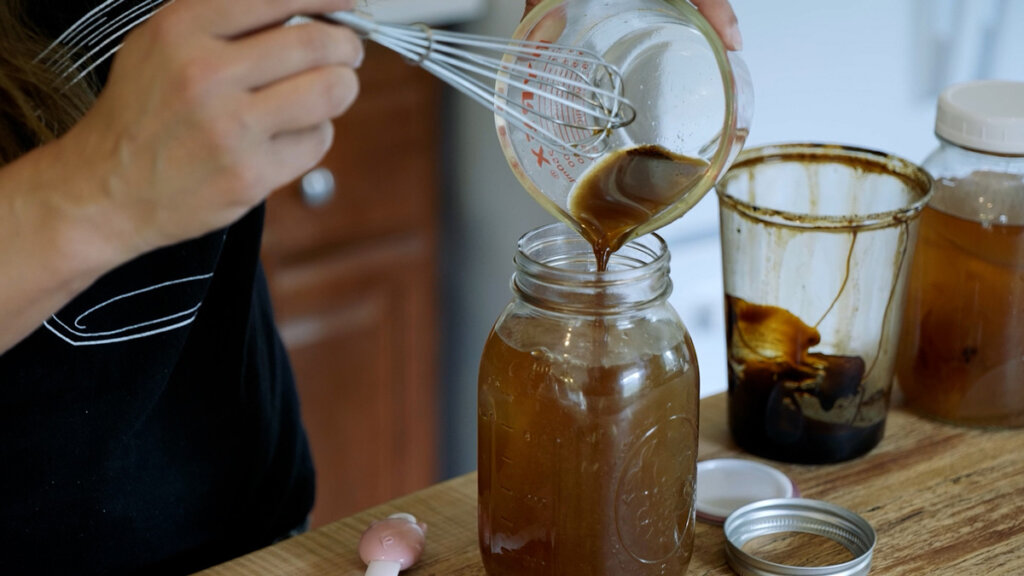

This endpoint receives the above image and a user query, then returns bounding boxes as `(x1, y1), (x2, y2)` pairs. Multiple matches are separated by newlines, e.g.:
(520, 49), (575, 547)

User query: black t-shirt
(0, 2), (315, 574)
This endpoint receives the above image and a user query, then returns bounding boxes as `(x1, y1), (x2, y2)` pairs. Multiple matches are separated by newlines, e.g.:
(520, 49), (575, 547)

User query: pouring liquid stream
(568, 145), (711, 270)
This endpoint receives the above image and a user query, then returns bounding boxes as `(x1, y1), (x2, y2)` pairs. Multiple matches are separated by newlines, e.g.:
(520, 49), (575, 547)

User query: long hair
(0, 0), (97, 166)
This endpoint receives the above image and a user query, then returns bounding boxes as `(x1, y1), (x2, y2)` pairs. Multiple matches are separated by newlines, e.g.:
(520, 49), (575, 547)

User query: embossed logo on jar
(615, 414), (697, 564)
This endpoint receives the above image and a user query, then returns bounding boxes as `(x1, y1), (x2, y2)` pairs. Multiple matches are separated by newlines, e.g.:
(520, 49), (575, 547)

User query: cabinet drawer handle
(300, 167), (336, 207)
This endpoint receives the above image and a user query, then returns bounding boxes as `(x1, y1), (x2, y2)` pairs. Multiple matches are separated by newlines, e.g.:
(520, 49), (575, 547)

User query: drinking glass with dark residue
(716, 143), (932, 464)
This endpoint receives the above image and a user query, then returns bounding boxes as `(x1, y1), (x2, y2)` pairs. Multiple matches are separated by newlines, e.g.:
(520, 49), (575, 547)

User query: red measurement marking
(532, 146), (550, 167)
(525, 61), (538, 80)
(532, 40), (553, 58)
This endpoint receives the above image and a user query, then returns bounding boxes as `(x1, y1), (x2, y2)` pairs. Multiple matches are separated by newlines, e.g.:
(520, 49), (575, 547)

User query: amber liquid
(569, 145), (709, 270)
(896, 205), (1024, 426)
(478, 318), (698, 575)
(725, 295), (883, 463)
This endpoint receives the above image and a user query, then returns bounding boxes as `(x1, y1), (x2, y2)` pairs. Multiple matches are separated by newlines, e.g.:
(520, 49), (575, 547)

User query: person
(0, 0), (738, 573)
(0, 0), (362, 573)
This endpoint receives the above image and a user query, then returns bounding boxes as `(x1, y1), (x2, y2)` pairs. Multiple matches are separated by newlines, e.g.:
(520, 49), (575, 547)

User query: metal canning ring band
(724, 498), (877, 576)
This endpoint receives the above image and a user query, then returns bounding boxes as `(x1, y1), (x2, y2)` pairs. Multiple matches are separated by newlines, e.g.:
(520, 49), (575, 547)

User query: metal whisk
(315, 11), (636, 157)
(44, 1), (635, 157)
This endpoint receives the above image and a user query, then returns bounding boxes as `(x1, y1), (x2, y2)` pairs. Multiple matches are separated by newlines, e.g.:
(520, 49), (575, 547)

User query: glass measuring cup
(495, 0), (753, 252)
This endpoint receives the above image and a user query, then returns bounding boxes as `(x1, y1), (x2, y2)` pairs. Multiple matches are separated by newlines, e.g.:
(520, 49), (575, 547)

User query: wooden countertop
(197, 393), (1024, 575)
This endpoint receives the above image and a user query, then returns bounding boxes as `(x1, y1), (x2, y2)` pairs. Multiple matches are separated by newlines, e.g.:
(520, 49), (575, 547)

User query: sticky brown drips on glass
(569, 145), (709, 270)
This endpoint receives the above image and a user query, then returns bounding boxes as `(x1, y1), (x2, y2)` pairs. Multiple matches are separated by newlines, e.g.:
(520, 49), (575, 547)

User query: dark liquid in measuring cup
(478, 319), (698, 576)
(725, 295), (883, 463)
(570, 145), (709, 270)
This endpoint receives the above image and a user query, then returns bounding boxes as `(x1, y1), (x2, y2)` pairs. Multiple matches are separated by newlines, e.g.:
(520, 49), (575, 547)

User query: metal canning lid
(724, 498), (877, 576)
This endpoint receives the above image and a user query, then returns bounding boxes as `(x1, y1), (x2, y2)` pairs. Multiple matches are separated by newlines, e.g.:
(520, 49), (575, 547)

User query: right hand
(59, 0), (364, 260)
(524, 0), (742, 51)
(690, 0), (742, 50)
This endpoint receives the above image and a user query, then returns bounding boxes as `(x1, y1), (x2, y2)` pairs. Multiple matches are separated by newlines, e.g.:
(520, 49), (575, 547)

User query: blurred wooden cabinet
(261, 44), (441, 527)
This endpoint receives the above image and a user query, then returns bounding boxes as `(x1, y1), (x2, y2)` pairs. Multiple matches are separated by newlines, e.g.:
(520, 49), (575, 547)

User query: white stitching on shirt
(43, 273), (214, 346)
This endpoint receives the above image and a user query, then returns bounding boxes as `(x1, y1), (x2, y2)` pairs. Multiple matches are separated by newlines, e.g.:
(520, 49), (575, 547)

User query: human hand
(690, 0), (742, 50)
(523, 0), (742, 51)
(58, 0), (364, 259)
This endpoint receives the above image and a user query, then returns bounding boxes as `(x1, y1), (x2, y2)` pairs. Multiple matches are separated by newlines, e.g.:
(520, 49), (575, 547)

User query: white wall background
(438, 0), (1024, 478)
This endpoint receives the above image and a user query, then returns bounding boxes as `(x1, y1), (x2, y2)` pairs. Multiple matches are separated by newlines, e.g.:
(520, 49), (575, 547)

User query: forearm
(0, 138), (130, 353)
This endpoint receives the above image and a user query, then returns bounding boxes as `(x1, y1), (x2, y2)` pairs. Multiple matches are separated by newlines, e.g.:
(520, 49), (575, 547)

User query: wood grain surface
(196, 393), (1024, 575)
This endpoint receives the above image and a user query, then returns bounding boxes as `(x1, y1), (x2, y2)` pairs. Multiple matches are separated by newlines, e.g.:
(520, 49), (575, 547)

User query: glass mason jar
(896, 80), (1024, 427)
(477, 223), (699, 576)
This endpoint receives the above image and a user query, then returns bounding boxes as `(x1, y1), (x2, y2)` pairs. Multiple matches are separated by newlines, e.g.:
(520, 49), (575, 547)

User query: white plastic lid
(935, 80), (1024, 155)
(695, 458), (798, 525)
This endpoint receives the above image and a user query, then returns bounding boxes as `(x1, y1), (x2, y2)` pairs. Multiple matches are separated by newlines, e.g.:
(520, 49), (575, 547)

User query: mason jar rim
(515, 223), (669, 281)
(512, 223), (672, 315)
(717, 143), (934, 231)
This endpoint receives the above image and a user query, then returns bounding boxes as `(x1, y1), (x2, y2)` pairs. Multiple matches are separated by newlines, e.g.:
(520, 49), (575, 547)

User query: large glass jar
(896, 80), (1024, 427)
(477, 223), (699, 576)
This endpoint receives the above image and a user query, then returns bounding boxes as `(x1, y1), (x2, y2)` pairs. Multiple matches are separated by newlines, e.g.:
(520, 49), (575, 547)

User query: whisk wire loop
(43, 5), (635, 157)
(412, 24), (435, 65)
(321, 11), (635, 157)
(42, 0), (169, 92)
